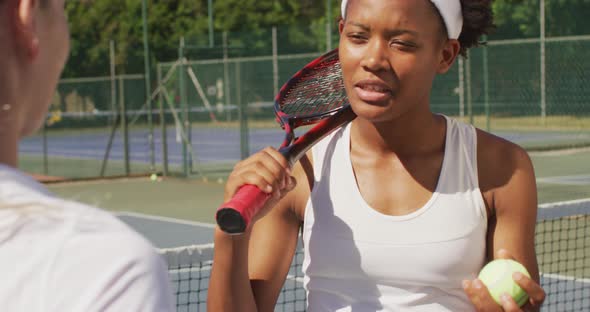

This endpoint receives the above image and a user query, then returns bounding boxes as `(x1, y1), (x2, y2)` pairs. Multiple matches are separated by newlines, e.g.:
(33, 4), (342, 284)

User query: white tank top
(302, 115), (487, 311)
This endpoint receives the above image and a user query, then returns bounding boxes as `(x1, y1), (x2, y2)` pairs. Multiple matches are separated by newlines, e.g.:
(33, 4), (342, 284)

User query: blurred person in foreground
(0, 0), (174, 310)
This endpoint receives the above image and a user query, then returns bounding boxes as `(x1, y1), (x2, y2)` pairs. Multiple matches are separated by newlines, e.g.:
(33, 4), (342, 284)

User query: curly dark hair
(427, 0), (495, 56)
(457, 0), (496, 57)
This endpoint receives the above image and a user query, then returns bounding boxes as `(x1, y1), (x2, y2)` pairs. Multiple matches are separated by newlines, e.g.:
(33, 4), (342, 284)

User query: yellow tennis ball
(478, 259), (530, 307)
(150, 173), (158, 181)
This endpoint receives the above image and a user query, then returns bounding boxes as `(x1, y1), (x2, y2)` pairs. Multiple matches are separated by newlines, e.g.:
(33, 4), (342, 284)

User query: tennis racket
(216, 49), (356, 234)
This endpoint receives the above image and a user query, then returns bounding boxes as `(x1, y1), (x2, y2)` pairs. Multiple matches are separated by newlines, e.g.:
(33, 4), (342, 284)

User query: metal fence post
(272, 27), (279, 97)
(179, 37), (189, 176)
(466, 50), (473, 125)
(119, 76), (130, 175)
(42, 119), (48, 175)
(110, 40), (116, 118)
(483, 35), (490, 132)
(142, 0), (155, 171)
(237, 61), (249, 160)
(157, 64), (168, 176)
(223, 31), (231, 122)
(458, 57), (465, 118)
(540, 0), (547, 120)
(326, 0), (333, 51)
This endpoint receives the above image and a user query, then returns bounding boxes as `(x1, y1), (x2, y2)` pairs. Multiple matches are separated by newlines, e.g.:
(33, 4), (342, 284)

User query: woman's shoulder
(476, 128), (531, 165)
(3, 192), (161, 261)
(0, 165), (163, 273)
(52, 198), (159, 259)
(475, 128), (534, 191)
(0, 164), (53, 199)
(38, 200), (174, 310)
(0, 178), (173, 309)
(286, 123), (350, 221)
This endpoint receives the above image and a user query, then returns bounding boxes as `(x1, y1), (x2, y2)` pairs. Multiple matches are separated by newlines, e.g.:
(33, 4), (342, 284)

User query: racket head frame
(273, 49), (349, 159)
(216, 49), (355, 234)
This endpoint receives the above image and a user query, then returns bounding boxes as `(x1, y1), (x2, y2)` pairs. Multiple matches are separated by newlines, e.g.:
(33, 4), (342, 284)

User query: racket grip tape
(216, 184), (271, 234)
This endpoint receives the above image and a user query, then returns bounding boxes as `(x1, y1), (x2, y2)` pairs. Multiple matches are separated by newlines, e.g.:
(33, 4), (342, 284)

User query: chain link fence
(20, 4), (590, 181)
(157, 31), (590, 179)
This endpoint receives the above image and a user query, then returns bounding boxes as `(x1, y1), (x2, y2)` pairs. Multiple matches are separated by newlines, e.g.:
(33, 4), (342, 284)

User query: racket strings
(280, 52), (348, 117)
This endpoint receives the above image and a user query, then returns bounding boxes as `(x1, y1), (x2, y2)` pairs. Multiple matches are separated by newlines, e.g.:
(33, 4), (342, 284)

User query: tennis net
(158, 242), (306, 312)
(158, 199), (590, 311)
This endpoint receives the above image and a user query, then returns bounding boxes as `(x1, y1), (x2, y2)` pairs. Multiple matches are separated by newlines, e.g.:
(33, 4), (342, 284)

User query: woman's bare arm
(464, 131), (545, 311)
(207, 149), (308, 312)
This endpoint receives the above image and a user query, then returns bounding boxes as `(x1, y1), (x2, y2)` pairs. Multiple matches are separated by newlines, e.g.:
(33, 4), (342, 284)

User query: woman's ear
(437, 39), (460, 74)
(13, 0), (40, 61)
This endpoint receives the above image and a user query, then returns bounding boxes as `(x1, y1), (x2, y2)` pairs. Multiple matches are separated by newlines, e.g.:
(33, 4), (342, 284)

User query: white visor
(340, 0), (463, 39)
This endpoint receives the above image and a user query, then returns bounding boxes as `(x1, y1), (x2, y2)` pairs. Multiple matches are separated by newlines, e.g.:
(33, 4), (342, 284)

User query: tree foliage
(492, 0), (590, 39)
(63, 0), (590, 77)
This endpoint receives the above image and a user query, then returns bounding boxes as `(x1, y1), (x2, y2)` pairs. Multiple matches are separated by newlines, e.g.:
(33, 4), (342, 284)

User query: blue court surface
(19, 126), (590, 167)
(19, 127), (283, 165)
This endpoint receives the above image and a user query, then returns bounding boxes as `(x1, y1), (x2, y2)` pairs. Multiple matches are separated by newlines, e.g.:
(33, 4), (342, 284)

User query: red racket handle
(216, 184), (271, 234)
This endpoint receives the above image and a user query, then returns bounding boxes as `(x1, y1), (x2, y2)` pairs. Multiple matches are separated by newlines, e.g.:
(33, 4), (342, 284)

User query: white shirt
(303, 116), (488, 311)
(0, 164), (174, 311)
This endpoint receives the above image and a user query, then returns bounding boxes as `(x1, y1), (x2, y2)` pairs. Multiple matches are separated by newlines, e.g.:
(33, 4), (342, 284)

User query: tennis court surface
(49, 173), (589, 311)
(150, 200), (589, 312)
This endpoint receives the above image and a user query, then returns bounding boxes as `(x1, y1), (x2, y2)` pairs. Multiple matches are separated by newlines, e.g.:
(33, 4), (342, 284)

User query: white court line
(529, 146), (590, 157)
(285, 274), (305, 284)
(114, 211), (216, 228)
(541, 272), (590, 284)
(537, 198), (590, 220)
(539, 198), (590, 209)
(537, 174), (590, 185)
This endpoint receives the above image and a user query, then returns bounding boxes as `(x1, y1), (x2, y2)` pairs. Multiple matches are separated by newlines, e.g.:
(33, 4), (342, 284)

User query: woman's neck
(350, 110), (446, 158)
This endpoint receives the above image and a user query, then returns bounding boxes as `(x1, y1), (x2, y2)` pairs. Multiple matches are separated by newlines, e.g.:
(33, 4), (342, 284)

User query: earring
(1, 104), (11, 111)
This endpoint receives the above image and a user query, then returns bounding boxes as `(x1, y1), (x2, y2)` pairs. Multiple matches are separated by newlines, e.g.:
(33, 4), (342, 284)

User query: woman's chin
(350, 101), (397, 123)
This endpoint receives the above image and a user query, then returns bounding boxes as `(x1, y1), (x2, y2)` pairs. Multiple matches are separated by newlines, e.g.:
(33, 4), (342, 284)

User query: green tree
(62, 0), (590, 78)
(65, 0), (210, 77)
(492, 0), (590, 39)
